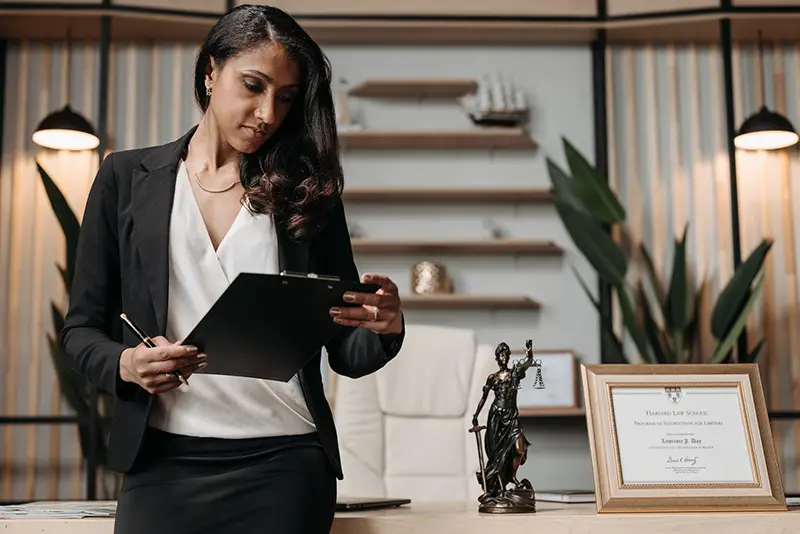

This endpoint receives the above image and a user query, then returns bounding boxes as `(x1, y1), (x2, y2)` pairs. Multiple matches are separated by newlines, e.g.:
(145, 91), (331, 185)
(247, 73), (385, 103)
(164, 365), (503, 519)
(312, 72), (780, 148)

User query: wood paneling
(607, 16), (720, 44)
(730, 14), (800, 42)
(0, 0), (102, 3)
(0, 12), (215, 41)
(112, 0), (225, 12)
(4, 1), (800, 43)
(0, 14), (107, 41)
(234, 0), (597, 17)
(0, 5), (600, 43)
(608, 13), (800, 44)
(733, 0), (800, 5)
(302, 20), (598, 45)
(608, 0), (719, 16)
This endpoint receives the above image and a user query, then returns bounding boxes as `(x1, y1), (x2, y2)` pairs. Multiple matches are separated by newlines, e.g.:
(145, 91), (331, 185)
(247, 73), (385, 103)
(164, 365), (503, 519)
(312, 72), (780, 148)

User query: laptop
(335, 497), (411, 511)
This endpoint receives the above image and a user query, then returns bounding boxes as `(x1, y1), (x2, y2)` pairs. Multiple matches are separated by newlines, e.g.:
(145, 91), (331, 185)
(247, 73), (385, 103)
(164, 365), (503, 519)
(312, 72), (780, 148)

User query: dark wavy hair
(194, 4), (343, 239)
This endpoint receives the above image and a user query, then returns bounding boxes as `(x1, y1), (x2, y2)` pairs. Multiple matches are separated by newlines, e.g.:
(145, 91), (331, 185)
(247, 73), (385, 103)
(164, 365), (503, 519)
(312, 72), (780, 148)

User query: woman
(60, 5), (405, 534)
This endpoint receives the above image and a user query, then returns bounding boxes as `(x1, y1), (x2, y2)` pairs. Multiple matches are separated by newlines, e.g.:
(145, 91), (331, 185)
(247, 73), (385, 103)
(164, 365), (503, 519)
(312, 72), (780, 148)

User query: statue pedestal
(478, 484), (537, 514)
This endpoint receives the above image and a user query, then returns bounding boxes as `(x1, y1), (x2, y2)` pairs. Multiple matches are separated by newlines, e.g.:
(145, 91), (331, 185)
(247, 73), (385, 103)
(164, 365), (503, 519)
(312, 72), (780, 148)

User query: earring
(206, 86), (212, 96)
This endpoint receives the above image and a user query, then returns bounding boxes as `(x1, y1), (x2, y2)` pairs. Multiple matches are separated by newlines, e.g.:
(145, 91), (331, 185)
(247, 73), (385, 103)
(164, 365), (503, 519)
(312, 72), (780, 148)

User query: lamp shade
(32, 105), (99, 151)
(734, 105), (799, 151)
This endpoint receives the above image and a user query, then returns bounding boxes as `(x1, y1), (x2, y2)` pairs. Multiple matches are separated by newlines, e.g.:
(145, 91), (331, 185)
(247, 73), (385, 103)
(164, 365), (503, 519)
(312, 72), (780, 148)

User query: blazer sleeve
(60, 153), (137, 400)
(316, 199), (405, 379)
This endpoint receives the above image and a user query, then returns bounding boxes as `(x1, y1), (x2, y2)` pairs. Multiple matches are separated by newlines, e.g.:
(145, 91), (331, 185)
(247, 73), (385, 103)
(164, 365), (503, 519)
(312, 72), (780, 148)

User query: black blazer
(60, 127), (405, 478)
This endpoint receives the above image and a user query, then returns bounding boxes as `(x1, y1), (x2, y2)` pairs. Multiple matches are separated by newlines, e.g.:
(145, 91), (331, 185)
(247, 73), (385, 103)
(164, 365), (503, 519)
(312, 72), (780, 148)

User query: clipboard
(182, 271), (380, 382)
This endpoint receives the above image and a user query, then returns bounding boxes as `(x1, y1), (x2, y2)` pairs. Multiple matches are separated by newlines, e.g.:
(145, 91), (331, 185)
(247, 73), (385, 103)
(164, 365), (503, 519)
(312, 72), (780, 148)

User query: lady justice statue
(470, 339), (544, 513)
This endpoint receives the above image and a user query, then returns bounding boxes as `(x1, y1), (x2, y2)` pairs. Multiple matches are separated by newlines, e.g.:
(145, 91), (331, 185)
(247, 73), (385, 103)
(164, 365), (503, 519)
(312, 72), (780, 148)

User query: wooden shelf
(401, 294), (541, 310)
(342, 187), (554, 204)
(518, 406), (585, 418)
(338, 129), (536, 150)
(351, 239), (562, 255)
(348, 78), (478, 99)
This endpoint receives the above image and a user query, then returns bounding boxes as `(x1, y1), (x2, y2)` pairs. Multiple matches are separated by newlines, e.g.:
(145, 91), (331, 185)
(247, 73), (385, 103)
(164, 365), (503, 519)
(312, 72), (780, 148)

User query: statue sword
(469, 424), (488, 493)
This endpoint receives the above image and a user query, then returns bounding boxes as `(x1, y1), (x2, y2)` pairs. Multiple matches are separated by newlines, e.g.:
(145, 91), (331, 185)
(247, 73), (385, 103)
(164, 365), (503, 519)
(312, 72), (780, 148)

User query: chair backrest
(333, 324), (497, 501)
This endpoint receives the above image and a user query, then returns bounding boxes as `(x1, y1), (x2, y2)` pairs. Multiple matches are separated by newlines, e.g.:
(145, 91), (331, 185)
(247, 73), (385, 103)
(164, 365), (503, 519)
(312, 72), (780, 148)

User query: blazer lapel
(131, 127), (195, 334)
(132, 166), (176, 335)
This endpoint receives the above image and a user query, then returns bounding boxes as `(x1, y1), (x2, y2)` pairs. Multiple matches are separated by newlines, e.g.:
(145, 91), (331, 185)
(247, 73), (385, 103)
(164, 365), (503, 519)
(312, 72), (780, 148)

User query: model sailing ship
(458, 73), (529, 127)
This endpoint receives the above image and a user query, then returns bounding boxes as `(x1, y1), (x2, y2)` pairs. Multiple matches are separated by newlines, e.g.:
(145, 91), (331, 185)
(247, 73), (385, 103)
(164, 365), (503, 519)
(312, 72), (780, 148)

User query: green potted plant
(547, 138), (771, 365)
(37, 162), (120, 498)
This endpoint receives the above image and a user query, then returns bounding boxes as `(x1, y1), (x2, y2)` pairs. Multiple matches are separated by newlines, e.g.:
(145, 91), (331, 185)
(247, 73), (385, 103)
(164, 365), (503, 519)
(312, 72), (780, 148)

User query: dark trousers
(114, 429), (336, 534)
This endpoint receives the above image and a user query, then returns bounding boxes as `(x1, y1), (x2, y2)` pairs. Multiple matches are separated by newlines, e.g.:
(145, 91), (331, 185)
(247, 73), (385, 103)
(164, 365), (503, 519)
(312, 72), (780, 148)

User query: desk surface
(3, 501), (800, 534)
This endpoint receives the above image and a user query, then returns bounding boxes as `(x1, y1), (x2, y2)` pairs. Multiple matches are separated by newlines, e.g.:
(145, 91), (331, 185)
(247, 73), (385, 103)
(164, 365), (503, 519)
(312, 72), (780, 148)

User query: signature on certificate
(666, 455), (699, 466)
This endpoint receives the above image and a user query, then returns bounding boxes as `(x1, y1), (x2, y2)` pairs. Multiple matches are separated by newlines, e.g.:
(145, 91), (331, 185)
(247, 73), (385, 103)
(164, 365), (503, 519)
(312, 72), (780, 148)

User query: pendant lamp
(734, 31), (799, 151)
(32, 30), (100, 151)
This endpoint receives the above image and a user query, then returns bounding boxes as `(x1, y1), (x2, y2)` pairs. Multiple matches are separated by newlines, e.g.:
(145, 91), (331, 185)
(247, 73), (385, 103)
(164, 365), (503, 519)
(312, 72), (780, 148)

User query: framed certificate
(582, 364), (786, 513)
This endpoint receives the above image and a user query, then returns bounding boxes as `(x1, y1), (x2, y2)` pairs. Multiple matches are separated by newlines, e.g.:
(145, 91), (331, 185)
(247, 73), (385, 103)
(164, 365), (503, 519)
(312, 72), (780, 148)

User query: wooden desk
(3, 501), (800, 534)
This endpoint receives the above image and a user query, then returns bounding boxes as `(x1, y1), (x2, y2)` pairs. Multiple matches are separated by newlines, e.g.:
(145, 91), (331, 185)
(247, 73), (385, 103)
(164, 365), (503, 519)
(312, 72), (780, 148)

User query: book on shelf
(535, 490), (595, 503)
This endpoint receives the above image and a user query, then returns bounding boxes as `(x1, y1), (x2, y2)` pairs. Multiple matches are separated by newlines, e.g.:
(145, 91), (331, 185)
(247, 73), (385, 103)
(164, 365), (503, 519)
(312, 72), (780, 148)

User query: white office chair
(332, 324), (496, 502)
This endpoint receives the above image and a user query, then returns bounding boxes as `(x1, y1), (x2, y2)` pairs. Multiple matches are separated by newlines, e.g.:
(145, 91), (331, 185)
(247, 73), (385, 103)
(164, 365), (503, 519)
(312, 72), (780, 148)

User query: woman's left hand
(330, 273), (403, 335)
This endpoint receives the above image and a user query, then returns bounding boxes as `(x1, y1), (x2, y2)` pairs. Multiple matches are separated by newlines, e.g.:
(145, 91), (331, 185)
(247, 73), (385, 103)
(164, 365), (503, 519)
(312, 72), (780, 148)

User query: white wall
(326, 44), (598, 491)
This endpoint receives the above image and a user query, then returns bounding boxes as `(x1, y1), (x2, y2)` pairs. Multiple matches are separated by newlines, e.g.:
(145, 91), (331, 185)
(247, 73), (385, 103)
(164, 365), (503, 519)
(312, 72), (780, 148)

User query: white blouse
(147, 161), (316, 438)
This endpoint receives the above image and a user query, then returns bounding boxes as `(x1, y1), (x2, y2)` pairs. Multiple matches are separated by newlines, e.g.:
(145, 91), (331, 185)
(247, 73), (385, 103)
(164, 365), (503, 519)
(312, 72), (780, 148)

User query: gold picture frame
(582, 364), (786, 513)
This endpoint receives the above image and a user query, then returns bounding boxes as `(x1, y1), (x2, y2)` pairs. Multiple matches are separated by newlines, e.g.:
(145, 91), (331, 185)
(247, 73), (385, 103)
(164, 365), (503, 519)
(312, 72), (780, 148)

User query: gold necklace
(193, 170), (239, 194)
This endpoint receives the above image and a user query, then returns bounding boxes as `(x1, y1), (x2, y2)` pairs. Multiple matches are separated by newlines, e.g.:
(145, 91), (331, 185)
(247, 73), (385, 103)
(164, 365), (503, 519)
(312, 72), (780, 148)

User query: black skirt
(114, 428), (337, 534)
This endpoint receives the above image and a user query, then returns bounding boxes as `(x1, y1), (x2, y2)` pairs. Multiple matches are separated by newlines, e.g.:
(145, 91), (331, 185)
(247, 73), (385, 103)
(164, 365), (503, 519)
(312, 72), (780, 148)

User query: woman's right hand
(119, 337), (207, 394)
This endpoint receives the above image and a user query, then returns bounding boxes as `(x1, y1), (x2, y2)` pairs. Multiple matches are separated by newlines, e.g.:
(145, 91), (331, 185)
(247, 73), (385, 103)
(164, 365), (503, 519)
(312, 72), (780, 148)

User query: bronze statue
(470, 339), (544, 514)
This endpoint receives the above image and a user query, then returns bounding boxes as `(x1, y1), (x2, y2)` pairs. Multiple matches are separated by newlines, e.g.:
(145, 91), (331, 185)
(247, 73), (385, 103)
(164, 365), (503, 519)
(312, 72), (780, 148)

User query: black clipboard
(182, 271), (379, 382)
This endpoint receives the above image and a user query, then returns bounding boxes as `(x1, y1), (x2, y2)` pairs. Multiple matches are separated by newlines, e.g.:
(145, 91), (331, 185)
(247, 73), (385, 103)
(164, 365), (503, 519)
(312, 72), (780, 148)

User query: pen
(120, 313), (188, 386)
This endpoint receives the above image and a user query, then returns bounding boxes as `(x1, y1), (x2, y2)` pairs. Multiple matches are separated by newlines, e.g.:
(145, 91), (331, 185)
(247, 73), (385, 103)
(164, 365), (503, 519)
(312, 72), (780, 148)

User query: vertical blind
(608, 43), (800, 491)
(0, 41), (202, 501)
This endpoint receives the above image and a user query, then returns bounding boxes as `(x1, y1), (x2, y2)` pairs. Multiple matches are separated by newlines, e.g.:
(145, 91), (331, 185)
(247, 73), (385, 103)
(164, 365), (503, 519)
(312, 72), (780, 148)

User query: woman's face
(206, 43), (301, 154)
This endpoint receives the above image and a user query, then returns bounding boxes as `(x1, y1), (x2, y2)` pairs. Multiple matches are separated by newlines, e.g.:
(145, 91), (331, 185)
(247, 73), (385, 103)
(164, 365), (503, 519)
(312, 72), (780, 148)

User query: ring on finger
(371, 306), (379, 322)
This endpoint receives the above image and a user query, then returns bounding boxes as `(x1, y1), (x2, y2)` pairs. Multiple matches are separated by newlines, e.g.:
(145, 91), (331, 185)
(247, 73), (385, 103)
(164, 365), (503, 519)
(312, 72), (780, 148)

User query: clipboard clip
(280, 270), (341, 282)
